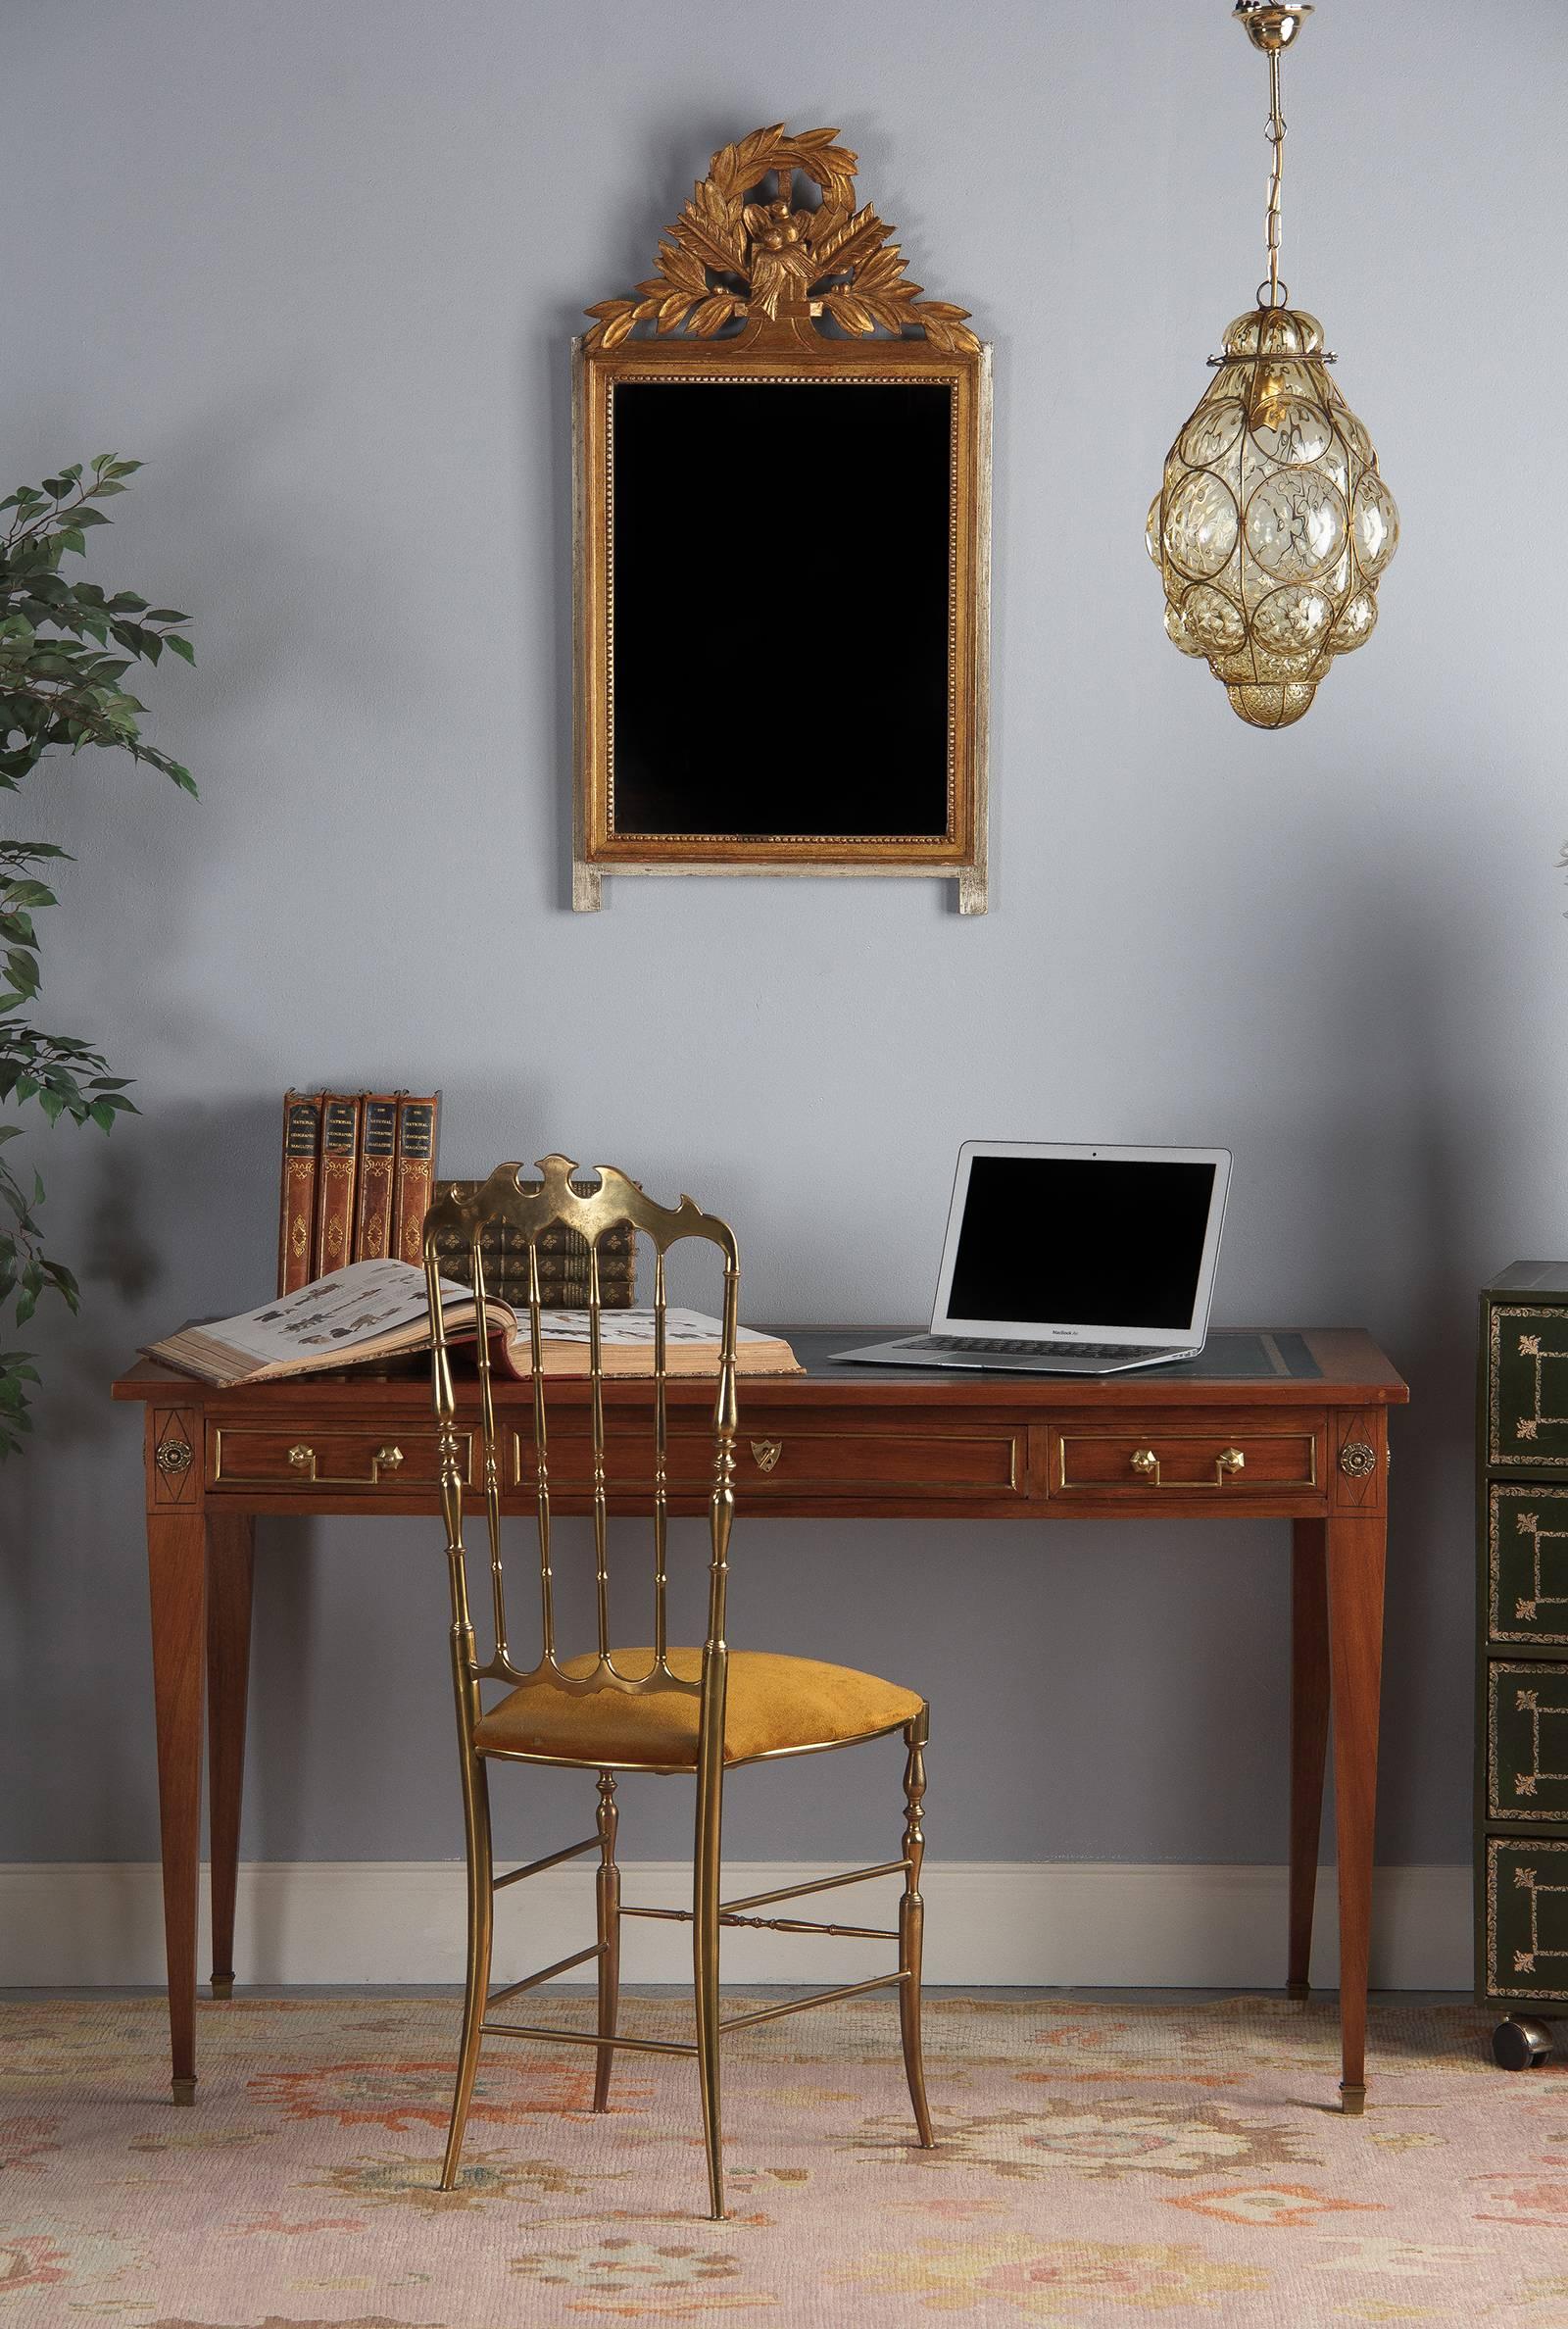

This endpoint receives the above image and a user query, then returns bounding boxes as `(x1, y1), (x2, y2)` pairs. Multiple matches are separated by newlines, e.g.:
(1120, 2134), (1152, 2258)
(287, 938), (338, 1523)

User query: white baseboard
(0, 1859), (1470, 1991)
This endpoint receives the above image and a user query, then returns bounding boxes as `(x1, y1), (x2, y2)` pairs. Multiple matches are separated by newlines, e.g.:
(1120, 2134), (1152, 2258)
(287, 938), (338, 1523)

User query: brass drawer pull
(751, 1438), (783, 1474)
(1130, 1445), (1248, 1488)
(282, 1441), (403, 1482)
(215, 1428), (464, 1489)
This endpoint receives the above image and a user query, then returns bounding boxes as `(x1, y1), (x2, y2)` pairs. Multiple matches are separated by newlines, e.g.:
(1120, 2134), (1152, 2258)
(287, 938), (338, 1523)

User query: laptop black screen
(944, 1155), (1218, 1331)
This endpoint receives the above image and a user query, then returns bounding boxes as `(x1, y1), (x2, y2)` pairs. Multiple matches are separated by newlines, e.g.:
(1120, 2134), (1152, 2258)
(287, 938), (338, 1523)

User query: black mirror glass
(608, 379), (955, 841)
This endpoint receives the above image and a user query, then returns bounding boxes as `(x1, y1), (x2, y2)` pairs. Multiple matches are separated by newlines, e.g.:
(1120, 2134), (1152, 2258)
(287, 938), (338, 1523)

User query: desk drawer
(514, 1425), (1025, 1500)
(1054, 1424), (1318, 1496)
(212, 1426), (471, 1490)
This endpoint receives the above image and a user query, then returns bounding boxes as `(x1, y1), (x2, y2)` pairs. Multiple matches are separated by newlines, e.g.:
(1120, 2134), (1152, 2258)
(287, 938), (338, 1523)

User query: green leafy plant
(0, 457), (195, 1455)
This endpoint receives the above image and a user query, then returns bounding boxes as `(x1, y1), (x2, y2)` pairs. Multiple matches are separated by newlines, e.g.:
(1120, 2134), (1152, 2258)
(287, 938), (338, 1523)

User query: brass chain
(1262, 47), (1288, 307)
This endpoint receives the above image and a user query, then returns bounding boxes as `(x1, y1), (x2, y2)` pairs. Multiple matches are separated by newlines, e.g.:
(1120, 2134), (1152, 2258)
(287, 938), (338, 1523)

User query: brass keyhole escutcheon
(751, 1438), (783, 1474)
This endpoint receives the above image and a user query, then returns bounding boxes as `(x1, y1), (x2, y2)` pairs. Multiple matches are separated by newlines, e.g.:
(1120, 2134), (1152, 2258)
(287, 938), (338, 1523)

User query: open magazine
(143, 1259), (802, 1387)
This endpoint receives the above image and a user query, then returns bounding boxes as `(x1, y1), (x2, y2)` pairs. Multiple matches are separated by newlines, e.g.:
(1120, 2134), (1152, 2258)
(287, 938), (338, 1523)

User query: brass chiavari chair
(422, 1155), (934, 2221)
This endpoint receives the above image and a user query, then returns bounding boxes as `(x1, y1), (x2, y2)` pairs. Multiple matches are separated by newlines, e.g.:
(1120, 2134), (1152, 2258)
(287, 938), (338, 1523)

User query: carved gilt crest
(583, 123), (980, 355)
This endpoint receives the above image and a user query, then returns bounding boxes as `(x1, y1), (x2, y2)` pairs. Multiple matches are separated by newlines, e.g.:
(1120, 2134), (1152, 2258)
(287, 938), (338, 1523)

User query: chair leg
(899, 1710), (935, 2148)
(592, 1771), (620, 2113)
(693, 1743), (725, 2219)
(440, 1752), (495, 2190)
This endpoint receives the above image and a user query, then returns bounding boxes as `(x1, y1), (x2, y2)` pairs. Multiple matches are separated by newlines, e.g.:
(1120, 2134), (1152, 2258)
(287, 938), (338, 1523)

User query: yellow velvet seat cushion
(472, 1648), (924, 1768)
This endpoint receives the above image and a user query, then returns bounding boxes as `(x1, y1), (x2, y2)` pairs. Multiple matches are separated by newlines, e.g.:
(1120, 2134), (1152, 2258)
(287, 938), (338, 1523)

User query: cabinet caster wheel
(1493, 2015), (1554, 2071)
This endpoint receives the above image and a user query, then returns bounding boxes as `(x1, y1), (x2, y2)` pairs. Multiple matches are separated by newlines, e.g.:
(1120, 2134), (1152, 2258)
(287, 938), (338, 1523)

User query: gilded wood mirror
(572, 124), (991, 914)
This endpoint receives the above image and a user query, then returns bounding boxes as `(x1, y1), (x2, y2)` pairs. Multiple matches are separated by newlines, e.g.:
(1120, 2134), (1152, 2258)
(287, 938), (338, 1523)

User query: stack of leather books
(276, 1090), (440, 1295)
(427, 1178), (638, 1310)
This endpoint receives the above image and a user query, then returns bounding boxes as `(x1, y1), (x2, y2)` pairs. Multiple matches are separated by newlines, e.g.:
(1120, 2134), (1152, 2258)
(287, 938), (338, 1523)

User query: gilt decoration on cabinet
(1488, 1839), (1568, 2001)
(1489, 1662), (1568, 1820)
(1490, 1309), (1568, 1468)
(1491, 1489), (1568, 1647)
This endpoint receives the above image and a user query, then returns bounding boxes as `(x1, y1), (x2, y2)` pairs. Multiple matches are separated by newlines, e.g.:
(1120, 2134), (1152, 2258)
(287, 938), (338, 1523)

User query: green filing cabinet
(1481, 1263), (1568, 2067)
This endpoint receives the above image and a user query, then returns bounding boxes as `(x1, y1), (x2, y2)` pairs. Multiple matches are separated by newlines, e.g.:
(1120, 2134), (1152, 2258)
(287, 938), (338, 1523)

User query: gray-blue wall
(2, 0), (1558, 1872)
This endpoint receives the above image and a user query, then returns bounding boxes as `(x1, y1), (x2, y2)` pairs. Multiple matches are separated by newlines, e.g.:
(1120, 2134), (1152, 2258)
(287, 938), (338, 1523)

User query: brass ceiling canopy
(1148, 1), (1397, 729)
(1234, 2), (1312, 54)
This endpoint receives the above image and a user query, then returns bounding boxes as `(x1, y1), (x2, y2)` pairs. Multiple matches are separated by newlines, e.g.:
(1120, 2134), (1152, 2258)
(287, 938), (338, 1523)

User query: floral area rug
(2, 1992), (1565, 2325)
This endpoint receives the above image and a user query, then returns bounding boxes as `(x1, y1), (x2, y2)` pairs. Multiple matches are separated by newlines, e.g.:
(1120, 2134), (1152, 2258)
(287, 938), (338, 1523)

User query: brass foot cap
(171, 2077), (197, 2107)
(210, 1974), (234, 2001)
(1286, 1981), (1310, 2003)
(1339, 2083), (1365, 2116)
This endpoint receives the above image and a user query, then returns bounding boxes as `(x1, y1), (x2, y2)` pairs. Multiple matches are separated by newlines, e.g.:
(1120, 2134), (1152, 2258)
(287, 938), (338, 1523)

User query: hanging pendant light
(1148, 2), (1397, 730)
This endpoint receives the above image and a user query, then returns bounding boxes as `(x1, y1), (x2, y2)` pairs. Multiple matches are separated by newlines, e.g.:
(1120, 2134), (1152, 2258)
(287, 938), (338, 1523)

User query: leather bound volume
(428, 1179), (637, 1307)
(535, 1219), (638, 1269)
(352, 1092), (401, 1263)
(313, 1093), (364, 1279)
(436, 1258), (637, 1309)
(428, 1224), (636, 1265)
(391, 1094), (441, 1268)
(276, 1091), (324, 1295)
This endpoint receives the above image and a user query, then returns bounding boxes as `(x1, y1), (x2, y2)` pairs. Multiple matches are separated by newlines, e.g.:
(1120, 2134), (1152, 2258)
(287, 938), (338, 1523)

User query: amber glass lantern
(1148, 4), (1397, 729)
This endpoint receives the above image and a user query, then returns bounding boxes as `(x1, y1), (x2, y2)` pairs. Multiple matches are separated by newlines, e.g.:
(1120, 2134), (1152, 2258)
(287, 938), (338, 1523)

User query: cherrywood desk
(113, 1326), (1406, 2112)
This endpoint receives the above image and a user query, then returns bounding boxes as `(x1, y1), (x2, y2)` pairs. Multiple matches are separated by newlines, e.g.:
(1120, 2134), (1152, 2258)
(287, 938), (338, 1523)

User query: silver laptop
(834, 1139), (1232, 1376)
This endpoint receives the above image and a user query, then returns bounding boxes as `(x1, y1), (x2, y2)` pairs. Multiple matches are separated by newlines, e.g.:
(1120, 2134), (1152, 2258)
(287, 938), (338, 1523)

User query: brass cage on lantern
(1149, 3), (1398, 728)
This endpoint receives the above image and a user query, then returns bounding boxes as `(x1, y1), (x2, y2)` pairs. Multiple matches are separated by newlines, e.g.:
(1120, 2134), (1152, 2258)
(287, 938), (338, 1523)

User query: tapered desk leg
(1288, 1519), (1330, 2000)
(206, 1517), (254, 2001)
(1326, 1510), (1387, 2113)
(149, 1508), (207, 2104)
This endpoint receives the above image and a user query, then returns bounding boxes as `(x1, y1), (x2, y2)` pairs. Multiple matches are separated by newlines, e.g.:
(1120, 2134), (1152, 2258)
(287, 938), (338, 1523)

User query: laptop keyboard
(903, 1334), (1169, 1361)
